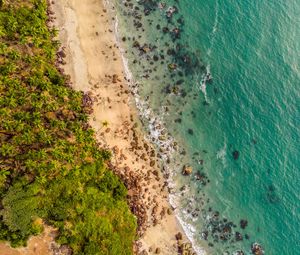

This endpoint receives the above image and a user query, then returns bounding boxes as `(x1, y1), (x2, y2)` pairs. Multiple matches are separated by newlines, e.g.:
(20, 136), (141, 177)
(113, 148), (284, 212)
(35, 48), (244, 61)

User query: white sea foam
(176, 214), (207, 255)
(217, 141), (227, 167)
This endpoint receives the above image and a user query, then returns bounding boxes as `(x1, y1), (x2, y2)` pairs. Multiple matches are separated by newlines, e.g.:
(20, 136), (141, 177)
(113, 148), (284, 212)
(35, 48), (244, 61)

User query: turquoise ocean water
(111, 0), (300, 254)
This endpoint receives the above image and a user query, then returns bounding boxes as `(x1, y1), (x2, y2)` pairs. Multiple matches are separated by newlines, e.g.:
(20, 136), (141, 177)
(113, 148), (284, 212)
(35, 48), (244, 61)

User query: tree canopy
(0, 1), (136, 254)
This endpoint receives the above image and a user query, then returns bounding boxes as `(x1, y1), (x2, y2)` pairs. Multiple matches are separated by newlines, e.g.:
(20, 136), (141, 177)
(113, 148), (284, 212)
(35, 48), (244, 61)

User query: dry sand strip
(49, 0), (197, 254)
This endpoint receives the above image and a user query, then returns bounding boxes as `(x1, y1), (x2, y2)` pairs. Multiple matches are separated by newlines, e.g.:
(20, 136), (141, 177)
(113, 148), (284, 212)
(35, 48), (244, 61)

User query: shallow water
(112, 0), (300, 254)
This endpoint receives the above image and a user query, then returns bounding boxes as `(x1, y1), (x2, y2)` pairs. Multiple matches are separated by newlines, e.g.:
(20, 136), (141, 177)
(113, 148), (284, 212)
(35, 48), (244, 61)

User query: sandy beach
(49, 0), (195, 254)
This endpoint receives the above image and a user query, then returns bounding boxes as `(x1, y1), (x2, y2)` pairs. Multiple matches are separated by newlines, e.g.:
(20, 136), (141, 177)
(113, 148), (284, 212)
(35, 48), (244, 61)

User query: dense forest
(0, 0), (136, 254)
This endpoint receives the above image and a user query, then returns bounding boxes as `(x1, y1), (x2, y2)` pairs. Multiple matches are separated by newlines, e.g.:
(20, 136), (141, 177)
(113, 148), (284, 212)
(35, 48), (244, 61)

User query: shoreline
(49, 0), (198, 254)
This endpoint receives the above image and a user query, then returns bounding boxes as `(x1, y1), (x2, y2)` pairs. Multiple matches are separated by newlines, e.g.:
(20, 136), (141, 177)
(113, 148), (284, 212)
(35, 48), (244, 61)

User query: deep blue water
(113, 0), (300, 254)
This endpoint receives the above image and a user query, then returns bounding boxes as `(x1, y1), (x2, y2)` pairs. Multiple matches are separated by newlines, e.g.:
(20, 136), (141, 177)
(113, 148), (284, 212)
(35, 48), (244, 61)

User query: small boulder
(150, 160), (155, 167)
(182, 165), (192, 175)
(240, 219), (248, 229)
(155, 247), (161, 254)
(112, 74), (118, 83)
(175, 232), (183, 240)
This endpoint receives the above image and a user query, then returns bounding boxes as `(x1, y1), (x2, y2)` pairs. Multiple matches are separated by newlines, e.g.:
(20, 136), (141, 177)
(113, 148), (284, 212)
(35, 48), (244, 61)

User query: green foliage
(1, 184), (39, 235)
(0, 1), (136, 254)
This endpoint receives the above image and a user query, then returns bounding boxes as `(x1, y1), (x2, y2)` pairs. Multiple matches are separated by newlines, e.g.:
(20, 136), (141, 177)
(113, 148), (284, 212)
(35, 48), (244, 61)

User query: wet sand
(49, 0), (194, 254)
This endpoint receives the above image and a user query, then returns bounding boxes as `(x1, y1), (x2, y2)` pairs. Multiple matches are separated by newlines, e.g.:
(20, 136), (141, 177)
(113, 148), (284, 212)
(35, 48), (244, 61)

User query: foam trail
(198, 65), (210, 102)
(217, 140), (227, 168)
(199, 0), (220, 100)
(208, 0), (220, 58)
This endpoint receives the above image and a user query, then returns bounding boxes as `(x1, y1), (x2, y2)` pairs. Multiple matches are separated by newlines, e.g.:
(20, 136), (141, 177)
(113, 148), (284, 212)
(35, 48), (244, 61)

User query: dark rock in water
(268, 184), (275, 192)
(267, 187), (279, 203)
(133, 41), (140, 48)
(167, 49), (175, 55)
(188, 129), (194, 135)
(195, 171), (208, 185)
(202, 230), (209, 240)
(236, 251), (245, 255)
(267, 191), (279, 204)
(180, 185), (186, 191)
(240, 219), (248, 229)
(245, 234), (250, 239)
(232, 150), (239, 160)
(235, 231), (243, 241)
(176, 79), (184, 85)
(162, 27), (169, 33)
(144, 8), (151, 15)
(171, 27), (181, 39)
(251, 243), (264, 255)
(177, 17), (184, 25)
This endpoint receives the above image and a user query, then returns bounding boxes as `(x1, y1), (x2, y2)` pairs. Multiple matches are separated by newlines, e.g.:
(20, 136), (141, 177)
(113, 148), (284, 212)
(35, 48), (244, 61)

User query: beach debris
(182, 165), (192, 175)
